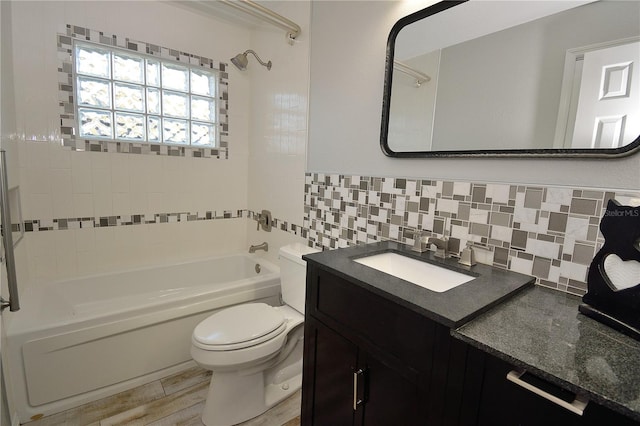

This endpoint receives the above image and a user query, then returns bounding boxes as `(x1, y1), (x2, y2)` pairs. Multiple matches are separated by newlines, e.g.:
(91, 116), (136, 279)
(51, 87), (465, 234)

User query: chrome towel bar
(0, 149), (20, 312)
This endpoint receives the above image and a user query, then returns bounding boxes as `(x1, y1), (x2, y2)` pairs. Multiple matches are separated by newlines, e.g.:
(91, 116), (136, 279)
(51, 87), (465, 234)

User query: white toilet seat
(191, 305), (304, 370)
(193, 303), (286, 351)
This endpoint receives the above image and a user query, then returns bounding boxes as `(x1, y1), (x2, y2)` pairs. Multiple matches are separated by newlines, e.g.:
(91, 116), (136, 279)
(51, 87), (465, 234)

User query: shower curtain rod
(219, 0), (301, 44)
(394, 60), (431, 88)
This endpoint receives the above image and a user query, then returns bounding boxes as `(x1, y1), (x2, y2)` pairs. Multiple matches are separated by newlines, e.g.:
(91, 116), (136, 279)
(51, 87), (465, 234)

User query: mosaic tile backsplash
(303, 173), (640, 296)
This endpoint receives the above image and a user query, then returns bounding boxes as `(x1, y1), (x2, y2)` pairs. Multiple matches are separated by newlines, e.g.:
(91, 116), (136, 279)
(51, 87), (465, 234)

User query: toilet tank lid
(279, 243), (320, 265)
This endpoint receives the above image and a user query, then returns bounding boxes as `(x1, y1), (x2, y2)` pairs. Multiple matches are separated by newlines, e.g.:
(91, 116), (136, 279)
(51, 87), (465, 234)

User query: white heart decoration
(602, 254), (640, 291)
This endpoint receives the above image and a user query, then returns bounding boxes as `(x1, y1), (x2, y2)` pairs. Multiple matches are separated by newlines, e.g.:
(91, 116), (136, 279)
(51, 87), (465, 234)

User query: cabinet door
(301, 318), (426, 426)
(360, 352), (424, 426)
(302, 317), (359, 426)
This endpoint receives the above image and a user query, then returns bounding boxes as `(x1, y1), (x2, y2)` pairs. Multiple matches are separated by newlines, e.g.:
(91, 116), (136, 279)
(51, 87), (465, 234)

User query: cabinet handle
(353, 368), (365, 411)
(506, 370), (589, 416)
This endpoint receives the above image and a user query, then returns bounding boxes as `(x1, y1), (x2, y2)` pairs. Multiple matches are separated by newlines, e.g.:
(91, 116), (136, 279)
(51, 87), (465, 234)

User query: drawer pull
(353, 368), (365, 411)
(506, 370), (589, 416)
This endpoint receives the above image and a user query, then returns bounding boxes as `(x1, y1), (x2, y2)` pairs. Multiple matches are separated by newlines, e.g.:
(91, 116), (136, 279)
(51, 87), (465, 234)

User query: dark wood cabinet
(303, 317), (424, 426)
(476, 354), (582, 426)
(476, 352), (639, 426)
(301, 263), (640, 426)
(301, 265), (475, 426)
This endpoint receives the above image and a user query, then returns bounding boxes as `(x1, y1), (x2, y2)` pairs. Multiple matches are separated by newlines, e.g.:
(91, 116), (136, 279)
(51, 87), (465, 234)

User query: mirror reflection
(382, 0), (640, 157)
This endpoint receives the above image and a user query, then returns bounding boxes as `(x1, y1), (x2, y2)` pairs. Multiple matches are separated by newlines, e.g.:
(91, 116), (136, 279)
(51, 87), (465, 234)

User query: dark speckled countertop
(302, 241), (534, 328)
(453, 285), (640, 421)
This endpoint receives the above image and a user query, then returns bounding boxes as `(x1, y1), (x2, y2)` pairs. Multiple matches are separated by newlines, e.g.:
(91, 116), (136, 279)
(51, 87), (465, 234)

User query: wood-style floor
(24, 366), (301, 426)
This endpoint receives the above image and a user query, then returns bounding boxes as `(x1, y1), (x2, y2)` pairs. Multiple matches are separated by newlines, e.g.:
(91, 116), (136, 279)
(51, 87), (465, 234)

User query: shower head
(230, 50), (272, 71)
(230, 53), (248, 71)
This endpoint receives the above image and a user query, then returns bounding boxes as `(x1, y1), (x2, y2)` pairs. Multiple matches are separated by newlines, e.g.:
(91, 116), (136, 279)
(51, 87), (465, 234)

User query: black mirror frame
(380, 0), (640, 159)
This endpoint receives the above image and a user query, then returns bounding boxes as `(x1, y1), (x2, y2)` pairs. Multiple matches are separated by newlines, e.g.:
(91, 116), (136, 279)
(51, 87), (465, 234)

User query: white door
(571, 40), (640, 149)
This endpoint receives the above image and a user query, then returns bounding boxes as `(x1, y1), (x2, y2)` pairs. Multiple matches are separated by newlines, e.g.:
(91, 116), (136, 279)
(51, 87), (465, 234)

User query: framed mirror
(381, 0), (640, 158)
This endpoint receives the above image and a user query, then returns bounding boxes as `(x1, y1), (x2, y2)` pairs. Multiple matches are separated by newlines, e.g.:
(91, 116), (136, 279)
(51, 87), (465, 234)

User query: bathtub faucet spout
(249, 242), (269, 253)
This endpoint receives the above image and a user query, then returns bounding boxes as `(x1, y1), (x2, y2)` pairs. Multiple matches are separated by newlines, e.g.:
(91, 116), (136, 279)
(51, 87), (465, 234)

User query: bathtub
(6, 253), (281, 422)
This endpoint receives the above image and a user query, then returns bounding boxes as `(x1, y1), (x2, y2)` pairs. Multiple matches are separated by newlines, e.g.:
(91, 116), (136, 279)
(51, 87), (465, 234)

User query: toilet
(191, 243), (320, 426)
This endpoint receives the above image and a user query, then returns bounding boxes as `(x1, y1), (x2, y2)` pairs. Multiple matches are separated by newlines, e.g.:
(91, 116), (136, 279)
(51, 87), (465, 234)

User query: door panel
(361, 354), (422, 426)
(572, 40), (640, 148)
(306, 319), (359, 426)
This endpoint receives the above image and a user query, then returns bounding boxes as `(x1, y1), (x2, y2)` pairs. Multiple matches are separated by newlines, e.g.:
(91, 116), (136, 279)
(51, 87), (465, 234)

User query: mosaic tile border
(57, 24), (229, 159)
(18, 210), (309, 239)
(303, 173), (640, 297)
(246, 210), (309, 239)
(22, 210), (248, 232)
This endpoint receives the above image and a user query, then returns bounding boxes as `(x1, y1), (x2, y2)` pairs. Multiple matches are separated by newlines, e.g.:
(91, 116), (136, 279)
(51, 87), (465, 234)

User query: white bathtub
(6, 253), (281, 422)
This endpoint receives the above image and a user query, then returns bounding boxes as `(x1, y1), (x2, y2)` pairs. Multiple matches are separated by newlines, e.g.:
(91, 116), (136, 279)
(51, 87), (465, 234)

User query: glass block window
(73, 41), (218, 147)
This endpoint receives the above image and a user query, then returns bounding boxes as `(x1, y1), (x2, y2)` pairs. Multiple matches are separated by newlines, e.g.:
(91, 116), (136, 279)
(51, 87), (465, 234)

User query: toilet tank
(279, 243), (320, 313)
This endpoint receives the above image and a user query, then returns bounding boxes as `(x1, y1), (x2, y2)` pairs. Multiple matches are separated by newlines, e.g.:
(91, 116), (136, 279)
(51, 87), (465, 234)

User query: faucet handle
(458, 242), (477, 266)
(256, 210), (272, 232)
(407, 229), (429, 253)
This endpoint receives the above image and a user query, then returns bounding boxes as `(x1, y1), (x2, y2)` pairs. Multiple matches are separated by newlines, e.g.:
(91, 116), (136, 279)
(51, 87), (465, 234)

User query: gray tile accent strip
(21, 210), (310, 241)
(24, 210), (247, 232)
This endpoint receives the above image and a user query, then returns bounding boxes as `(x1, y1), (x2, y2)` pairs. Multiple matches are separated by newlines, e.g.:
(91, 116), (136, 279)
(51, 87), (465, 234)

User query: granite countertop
(453, 285), (640, 421)
(302, 241), (534, 328)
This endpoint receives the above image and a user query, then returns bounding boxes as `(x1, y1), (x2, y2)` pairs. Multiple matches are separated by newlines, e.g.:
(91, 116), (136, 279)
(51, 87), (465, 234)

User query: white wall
(246, 1), (312, 263)
(0, 1), (18, 188)
(307, 1), (640, 190)
(9, 1), (254, 286)
(1, 2), (24, 422)
(1, 0), (30, 326)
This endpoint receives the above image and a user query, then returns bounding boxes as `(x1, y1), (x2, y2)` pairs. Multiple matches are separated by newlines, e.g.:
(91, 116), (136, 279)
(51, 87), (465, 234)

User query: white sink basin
(353, 252), (474, 293)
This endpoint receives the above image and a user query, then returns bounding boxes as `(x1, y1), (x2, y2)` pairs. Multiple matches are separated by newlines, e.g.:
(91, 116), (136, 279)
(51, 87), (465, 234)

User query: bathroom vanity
(300, 242), (640, 425)
(455, 285), (640, 426)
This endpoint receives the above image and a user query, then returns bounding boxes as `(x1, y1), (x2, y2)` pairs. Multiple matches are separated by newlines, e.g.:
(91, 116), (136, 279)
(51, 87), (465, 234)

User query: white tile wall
(6, 1), (262, 289)
(25, 218), (249, 284)
(245, 1), (312, 264)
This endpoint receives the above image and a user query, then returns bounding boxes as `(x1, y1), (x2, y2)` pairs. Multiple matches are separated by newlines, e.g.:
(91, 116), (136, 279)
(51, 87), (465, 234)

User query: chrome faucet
(249, 242), (268, 253)
(427, 237), (451, 259)
(407, 230), (452, 258)
(407, 230), (430, 253)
